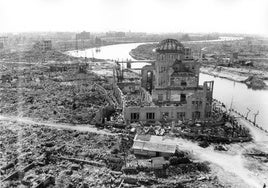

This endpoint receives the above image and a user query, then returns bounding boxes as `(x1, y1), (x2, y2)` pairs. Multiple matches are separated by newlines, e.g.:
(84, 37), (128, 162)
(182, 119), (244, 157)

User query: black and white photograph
(0, 0), (268, 187)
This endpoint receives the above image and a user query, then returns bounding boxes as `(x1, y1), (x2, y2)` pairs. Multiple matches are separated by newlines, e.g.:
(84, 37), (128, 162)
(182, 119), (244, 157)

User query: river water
(68, 40), (268, 129)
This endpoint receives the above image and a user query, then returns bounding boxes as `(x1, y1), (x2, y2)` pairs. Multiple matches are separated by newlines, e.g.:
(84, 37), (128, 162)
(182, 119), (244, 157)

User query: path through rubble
(1, 113), (267, 187)
(177, 116), (268, 188)
(0, 115), (115, 135)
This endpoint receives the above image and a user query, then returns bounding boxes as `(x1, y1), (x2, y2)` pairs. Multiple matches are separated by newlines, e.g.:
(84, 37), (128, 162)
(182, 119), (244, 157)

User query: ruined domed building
(122, 39), (214, 122)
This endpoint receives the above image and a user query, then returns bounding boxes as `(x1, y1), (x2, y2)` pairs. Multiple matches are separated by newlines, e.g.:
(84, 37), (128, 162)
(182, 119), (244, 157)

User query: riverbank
(61, 40), (147, 53)
(200, 65), (268, 89)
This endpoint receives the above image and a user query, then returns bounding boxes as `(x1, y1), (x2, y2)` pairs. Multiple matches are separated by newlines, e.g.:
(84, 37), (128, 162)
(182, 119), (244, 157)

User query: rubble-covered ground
(0, 62), (110, 124)
(0, 49), (79, 62)
(0, 120), (225, 188)
(0, 48), (264, 187)
(121, 100), (252, 145)
(0, 120), (122, 188)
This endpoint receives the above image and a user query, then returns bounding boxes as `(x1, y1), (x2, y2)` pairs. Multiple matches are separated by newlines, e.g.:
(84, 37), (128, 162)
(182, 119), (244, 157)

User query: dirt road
(0, 115), (115, 135)
(177, 115), (268, 188)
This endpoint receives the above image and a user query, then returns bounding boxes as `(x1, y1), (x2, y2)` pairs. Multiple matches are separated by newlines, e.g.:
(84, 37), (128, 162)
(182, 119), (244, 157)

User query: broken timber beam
(2, 162), (36, 182)
(2, 171), (23, 182)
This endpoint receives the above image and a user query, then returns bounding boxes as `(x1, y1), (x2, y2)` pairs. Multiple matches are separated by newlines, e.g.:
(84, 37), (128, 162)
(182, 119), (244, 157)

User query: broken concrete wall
(112, 84), (124, 108)
(140, 87), (152, 103)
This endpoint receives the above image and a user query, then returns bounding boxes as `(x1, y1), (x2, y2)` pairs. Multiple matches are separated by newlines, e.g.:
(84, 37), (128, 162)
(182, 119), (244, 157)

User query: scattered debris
(214, 145), (228, 151)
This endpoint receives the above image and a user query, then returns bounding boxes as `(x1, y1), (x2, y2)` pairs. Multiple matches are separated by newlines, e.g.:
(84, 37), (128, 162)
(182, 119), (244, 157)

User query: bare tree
(253, 111), (259, 125)
(245, 108), (251, 119)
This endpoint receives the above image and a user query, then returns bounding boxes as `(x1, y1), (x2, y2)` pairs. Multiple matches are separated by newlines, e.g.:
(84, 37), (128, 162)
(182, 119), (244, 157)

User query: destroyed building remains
(115, 39), (214, 123)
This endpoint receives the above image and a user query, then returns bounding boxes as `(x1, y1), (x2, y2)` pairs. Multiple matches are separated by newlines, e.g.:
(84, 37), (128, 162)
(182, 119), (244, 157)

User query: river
(68, 39), (268, 129)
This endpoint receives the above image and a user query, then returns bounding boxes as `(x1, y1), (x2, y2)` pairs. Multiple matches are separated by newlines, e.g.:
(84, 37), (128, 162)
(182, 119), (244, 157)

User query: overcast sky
(1, 0), (267, 35)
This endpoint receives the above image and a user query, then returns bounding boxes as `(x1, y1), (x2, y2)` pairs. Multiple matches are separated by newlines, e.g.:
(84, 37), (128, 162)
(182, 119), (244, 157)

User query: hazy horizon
(1, 0), (268, 36)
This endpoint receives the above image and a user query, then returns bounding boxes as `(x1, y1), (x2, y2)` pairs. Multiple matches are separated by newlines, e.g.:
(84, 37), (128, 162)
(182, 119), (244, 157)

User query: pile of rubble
(0, 117), (225, 187)
(120, 150), (222, 187)
(0, 62), (111, 124)
(0, 120), (124, 187)
(125, 93), (142, 107)
(126, 109), (252, 145)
